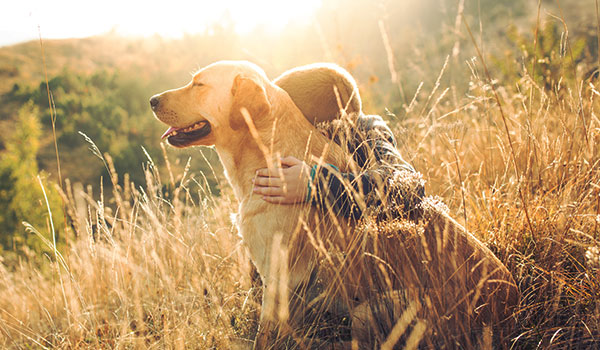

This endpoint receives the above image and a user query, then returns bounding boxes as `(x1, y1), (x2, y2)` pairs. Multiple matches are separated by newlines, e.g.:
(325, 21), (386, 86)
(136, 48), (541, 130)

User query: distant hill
(0, 28), (349, 189)
(1, 0), (584, 190)
(0, 33), (237, 189)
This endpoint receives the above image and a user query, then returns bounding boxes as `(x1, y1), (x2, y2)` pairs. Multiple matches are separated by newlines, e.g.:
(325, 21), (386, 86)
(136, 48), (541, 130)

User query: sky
(0, 0), (322, 47)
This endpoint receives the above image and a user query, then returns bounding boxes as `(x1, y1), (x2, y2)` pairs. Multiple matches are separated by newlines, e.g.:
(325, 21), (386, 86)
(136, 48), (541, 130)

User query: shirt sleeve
(309, 114), (424, 220)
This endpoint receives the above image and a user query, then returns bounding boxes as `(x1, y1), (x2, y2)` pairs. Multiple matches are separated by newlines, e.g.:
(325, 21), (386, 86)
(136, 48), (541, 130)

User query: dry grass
(398, 53), (600, 348)
(0, 150), (260, 349)
(2, 20), (600, 350)
(1, 69), (598, 348)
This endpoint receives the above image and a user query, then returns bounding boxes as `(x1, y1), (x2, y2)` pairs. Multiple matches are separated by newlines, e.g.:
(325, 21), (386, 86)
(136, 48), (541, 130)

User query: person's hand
(253, 156), (311, 204)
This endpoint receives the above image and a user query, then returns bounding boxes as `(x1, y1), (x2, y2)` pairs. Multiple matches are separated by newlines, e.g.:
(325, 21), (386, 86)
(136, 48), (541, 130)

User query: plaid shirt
(310, 113), (425, 220)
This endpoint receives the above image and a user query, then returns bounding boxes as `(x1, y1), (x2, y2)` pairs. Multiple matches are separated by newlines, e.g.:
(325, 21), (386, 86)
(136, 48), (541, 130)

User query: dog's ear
(230, 75), (271, 130)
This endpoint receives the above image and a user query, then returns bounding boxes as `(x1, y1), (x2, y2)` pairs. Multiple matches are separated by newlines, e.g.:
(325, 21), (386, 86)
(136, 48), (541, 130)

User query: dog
(150, 61), (519, 349)
(151, 61), (352, 348)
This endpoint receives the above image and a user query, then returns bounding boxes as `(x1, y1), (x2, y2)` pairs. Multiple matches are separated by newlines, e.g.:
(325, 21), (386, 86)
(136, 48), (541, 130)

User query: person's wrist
(306, 165), (317, 202)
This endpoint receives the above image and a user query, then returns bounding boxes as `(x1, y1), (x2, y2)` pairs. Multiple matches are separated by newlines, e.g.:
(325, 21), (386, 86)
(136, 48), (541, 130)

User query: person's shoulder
(356, 113), (391, 132)
(357, 113), (385, 123)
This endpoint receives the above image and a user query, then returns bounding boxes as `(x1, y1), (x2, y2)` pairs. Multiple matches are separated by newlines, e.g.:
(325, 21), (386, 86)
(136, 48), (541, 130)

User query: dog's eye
(193, 82), (204, 87)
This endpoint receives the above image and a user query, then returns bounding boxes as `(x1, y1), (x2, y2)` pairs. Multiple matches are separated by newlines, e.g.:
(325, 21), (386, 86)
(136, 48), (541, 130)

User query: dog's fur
(151, 61), (519, 349)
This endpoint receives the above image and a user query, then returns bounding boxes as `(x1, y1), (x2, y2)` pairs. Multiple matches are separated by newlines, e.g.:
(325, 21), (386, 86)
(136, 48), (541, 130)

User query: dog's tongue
(161, 127), (177, 139)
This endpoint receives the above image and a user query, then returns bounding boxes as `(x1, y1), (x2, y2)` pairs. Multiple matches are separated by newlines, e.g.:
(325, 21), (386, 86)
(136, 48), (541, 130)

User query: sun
(1, 0), (323, 46)
(220, 0), (323, 34)
(108, 0), (325, 38)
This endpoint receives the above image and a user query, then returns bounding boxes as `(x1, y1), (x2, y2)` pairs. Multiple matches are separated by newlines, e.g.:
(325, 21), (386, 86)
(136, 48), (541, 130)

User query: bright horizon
(0, 0), (322, 47)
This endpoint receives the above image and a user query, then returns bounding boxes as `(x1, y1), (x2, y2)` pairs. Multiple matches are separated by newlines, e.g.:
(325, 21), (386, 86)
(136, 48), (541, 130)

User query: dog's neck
(213, 85), (350, 289)
(214, 136), (262, 201)
(216, 86), (347, 202)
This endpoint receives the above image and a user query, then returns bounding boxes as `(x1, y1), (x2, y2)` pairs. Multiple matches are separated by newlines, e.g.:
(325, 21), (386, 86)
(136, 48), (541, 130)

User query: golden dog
(151, 61), (352, 348)
(150, 61), (519, 349)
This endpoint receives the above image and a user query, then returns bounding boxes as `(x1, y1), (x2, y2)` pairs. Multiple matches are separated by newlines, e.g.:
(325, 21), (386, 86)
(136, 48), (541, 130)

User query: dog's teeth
(189, 123), (202, 131)
(171, 121), (205, 136)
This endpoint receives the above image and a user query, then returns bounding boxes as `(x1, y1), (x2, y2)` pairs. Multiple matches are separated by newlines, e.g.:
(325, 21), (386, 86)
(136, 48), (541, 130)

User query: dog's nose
(150, 96), (160, 109)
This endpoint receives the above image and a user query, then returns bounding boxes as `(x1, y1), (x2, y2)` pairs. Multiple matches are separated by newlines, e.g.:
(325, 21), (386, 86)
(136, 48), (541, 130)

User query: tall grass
(1, 17), (600, 350)
(0, 149), (260, 349)
(398, 34), (600, 349)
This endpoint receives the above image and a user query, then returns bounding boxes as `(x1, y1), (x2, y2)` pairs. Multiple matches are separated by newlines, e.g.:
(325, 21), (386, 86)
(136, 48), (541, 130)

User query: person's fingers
(253, 186), (283, 196)
(256, 168), (271, 177)
(280, 156), (301, 167)
(261, 196), (289, 204)
(256, 167), (287, 177)
(253, 176), (282, 187)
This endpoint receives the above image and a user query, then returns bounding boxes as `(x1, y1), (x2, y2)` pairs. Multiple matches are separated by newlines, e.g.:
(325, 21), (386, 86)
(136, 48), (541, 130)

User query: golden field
(0, 1), (599, 348)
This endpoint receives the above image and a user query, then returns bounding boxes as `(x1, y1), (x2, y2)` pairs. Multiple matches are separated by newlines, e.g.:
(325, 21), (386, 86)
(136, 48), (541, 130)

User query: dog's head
(150, 61), (272, 148)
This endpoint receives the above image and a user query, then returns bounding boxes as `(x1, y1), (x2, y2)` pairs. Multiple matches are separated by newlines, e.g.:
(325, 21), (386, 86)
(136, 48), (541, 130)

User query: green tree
(492, 20), (589, 91)
(0, 101), (65, 258)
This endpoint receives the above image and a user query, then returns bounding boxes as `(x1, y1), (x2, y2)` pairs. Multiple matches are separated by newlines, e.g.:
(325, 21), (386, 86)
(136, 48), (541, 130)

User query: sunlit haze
(0, 0), (322, 47)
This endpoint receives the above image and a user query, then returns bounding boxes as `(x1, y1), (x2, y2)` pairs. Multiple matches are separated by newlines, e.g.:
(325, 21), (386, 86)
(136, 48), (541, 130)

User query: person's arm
(253, 114), (424, 219)
(311, 164), (425, 220)
(311, 114), (423, 219)
(252, 156), (419, 220)
(251, 156), (366, 218)
(308, 163), (372, 220)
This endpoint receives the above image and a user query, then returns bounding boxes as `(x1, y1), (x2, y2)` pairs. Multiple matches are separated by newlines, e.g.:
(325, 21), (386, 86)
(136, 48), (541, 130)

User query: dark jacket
(309, 113), (425, 221)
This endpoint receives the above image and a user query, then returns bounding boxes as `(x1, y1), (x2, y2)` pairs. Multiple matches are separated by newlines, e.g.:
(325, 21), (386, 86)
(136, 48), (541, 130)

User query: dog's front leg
(253, 287), (286, 349)
(252, 233), (293, 349)
(253, 318), (277, 349)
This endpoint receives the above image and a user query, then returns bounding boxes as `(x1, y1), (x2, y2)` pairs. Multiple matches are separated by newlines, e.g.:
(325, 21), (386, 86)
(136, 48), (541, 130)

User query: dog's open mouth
(161, 120), (211, 147)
